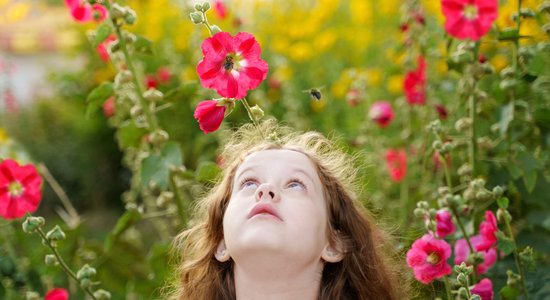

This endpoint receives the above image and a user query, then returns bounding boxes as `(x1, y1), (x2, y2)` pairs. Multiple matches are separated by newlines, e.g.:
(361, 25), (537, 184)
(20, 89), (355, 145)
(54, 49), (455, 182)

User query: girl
(169, 121), (403, 300)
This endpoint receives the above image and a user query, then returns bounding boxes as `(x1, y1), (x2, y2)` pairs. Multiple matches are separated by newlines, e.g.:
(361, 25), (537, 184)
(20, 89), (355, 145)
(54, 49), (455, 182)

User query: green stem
(108, 15), (159, 131)
(201, 11), (215, 36)
(504, 216), (529, 300)
(450, 206), (478, 283)
(513, 0), (522, 71)
(468, 93), (476, 177)
(36, 228), (98, 300)
(440, 153), (453, 188)
(169, 171), (187, 227)
(241, 98), (266, 139)
(443, 276), (453, 300)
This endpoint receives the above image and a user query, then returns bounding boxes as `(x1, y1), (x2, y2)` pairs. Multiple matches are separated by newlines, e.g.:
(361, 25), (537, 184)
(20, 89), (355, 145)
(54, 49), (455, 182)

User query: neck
(233, 257), (324, 300)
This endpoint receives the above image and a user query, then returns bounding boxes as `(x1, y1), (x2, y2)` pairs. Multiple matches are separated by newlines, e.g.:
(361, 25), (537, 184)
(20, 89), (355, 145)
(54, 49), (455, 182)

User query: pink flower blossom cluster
(0, 159), (42, 220)
(64, 0), (107, 23)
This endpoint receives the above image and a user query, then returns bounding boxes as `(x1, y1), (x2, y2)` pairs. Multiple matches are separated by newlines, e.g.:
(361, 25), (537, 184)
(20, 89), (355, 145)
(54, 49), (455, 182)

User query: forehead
(235, 149), (318, 176)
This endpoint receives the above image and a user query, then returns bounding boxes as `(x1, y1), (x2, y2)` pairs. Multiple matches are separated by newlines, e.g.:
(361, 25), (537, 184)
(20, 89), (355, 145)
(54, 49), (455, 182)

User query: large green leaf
(116, 122), (148, 149)
(104, 209), (142, 252)
(93, 22), (113, 47)
(141, 142), (183, 189)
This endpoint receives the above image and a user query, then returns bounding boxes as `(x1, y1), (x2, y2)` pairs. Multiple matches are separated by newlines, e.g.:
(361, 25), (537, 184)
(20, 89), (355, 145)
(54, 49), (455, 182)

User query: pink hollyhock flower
(45, 288), (69, 300)
(478, 210), (498, 251)
(454, 235), (497, 274)
(0, 159), (42, 220)
(471, 278), (494, 300)
(435, 209), (456, 238)
(385, 149), (407, 182)
(369, 101), (394, 127)
(65, 0), (107, 23)
(441, 0), (498, 41)
(406, 234), (452, 284)
(194, 100), (227, 134)
(403, 56), (426, 105)
(96, 35), (117, 62)
(213, 0), (229, 19)
(197, 32), (268, 99)
(102, 97), (115, 118)
(156, 67), (171, 84)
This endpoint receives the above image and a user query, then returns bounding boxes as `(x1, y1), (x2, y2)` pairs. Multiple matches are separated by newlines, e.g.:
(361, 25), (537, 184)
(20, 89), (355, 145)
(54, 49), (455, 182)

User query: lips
(247, 203), (282, 221)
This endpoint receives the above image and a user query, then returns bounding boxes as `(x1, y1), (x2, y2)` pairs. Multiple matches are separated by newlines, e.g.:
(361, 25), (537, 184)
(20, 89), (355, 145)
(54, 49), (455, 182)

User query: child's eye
(286, 179), (306, 190)
(239, 178), (258, 189)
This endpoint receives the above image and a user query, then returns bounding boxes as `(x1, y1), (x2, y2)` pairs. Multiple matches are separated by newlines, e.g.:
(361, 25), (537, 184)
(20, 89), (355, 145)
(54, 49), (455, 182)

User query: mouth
(247, 203), (283, 221)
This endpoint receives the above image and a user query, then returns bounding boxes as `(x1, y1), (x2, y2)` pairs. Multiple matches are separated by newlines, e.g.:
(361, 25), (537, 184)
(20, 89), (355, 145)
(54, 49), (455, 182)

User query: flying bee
(303, 87), (324, 101)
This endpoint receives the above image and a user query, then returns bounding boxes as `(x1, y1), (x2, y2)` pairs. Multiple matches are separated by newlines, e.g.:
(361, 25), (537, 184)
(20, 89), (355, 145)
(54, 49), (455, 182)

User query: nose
(254, 183), (280, 202)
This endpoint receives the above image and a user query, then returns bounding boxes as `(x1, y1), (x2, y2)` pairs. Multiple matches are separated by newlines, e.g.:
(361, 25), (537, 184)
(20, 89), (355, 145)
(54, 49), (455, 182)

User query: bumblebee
(304, 88), (323, 101)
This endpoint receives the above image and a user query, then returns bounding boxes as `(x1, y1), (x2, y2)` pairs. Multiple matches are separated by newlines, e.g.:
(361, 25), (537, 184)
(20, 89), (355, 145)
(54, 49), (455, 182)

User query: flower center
(8, 181), (24, 197)
(224, 54), (235, 71)
(426, 252), (440, 265)
(463, 4), (478, 20)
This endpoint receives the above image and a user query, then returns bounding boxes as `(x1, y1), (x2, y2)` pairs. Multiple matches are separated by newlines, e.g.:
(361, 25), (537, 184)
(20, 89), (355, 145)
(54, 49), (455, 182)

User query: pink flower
(406, 234), (452, 284)
(369, 101), (394, 127)
(0, 160), (42, 220)
(471, 278), (494, 300)
(454, 235), (497, 274)
(213, 0), (229, 19)
(194, 100), (227, 134)
(197, 32), (268, 99)
(403, 56), (426, 105)
(44, 288), (69, 300)
(102, 97), (115, 118)
(435, 209), (456, 238)
(65, 0), (107, 23)
(146, 75), (158, 89)
(385, 149), (407, 182)
(478, 210), (498, 251)
(441, 0), (498, 41)
(156, 67), (172, 84)
(96, 35), (117, 62)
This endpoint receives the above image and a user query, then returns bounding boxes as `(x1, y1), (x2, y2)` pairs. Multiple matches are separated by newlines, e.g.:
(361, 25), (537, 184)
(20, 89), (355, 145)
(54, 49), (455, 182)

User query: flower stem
(468, 93), (476, 177)
(169, 171), (187, 227)
(503, 215), (529, 300)
(36, 227), (98, 300)
(201, 12), (215, 36)
(450, 206), (478, 283)
(241, 98), (266, 139)
(443, 276), (452, 300)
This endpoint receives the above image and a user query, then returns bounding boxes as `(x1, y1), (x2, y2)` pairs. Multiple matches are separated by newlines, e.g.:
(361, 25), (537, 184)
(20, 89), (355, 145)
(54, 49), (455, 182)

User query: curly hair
(167, 120), (404, 300)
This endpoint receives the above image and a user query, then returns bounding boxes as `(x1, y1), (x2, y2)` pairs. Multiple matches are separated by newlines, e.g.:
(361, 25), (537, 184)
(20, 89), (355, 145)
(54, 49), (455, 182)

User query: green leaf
(500, 102), (514, 136)
(94, 23), (113, 46)
(497, 28), (529, 41)
(518, 152), (542, 193)
(496, 231), (516, 255)
(141, 142), (183, 189)
(104, 209), (142, 252)
(116, 123), (147, 149)
(507, 163), (523, 180)
(527, 52), (550, 76)
(134, 35), (153, 54)
(523, 171), (538, 193)
(85, 82), (113, 117)
(195, 161), (220, 183)
(497, 197), (509, 209)
(500, 286), (520, 300)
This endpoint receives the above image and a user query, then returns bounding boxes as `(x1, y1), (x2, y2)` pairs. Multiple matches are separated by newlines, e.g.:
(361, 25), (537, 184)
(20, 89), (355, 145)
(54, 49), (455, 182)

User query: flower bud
(93, 289), (112, 300)
(455, 117), (472, 132)
(500, 66), (515, 79)
(506, 270), (521, 287)
(25, 291), (40, 300)
(201, 2), (211, 11)
(148, 130), (170, 146)
(250, 105), (264, 120)
(143, 88), (164, 102)
(427, 119), (442, 134)
(454, 262), (468, 273)
(463, 187), (476, 202)
(457, 287), (468, 297)
(471, 178), (486, 189)
(110, 3), (127, 19)
(432, 141), (443, 151)
(477, 136), (494, 150)
(115, 70), (133, 86)
(44, 254), (58, 266)
(437, 186), (450, 196)
(476, 190), (492, 201)
(469, 252), (485, 265)
(437, 197), (448, 208)
(189, 12), (204, 24)
(123, 32), (137, 44)
(442, 142), (453, 153)
(519, 246), (535, 270)
(130, 105), (143, 118)
(156, 192), (174, 208)
(492, 186), (504, 197)
(457, 164), (472, 177)
(417, 201), (429, 209)
(194, 3), (203, 11)
(80, 278), (92, 289)
(413, 208), (425, 218)
(210, 25), (222, 34)
(497, 208), (512, 223)
(124, 9), (137, 25)
(77, 264), (97, 280)
(46, 225), (66, 242)
(22, 216), (45, 233)
(457, 273), (468, 285)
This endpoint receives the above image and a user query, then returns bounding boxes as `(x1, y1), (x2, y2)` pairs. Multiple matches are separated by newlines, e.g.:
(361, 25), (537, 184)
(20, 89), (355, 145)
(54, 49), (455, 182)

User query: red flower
(478, 210), (498, 251)
(213, 0), (229, 19)
(369, 101), (394, 127)
(471, 278), (494, 300)
(454, 235), (497, 274)
(435, 104), (448, 120)
(0, 160), (42, 220)
(96, 35), (117, 62)
(44, 288), (69, 300)
(441, 0), (498, 41)
(403, 56), (426, 105)
(406, 234), (452, 284)
(385, 149), (407, 182)
(194, 100), (227, 134)
(435, 209), (456, 238)
(65, 0), (107, 23)
(102, 97), (115, 118)
(146, 75), (158, 89)
(197, 32), (268, 99)
(156, 67), (172, 84)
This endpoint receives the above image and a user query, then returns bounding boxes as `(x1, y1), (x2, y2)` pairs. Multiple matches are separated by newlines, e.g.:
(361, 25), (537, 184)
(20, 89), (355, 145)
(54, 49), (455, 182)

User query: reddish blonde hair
(168, 121), (403, 299)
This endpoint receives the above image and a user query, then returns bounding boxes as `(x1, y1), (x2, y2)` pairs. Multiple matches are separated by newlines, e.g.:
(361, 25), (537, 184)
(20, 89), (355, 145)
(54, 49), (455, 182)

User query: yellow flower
(366, 68), (383, 87)
(315, 29), (337, 53)
(490, 54), (508, 72)
(387, 74), (404, 95)
(350, 0), (372, 26)
(288, 42), (313, 62)
(0, 128), (8, 144)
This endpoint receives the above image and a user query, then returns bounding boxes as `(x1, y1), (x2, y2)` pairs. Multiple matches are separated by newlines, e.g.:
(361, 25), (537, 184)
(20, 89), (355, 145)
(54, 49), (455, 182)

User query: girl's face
(223, 149), (330, 264)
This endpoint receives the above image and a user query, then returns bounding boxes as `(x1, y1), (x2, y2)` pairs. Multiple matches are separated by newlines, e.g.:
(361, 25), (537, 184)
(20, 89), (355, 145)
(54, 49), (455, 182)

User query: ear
(215, 239), (231, 262)
(321, 238), (344, 263)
